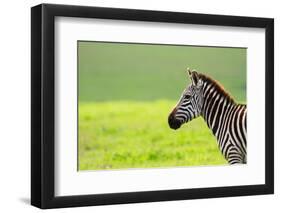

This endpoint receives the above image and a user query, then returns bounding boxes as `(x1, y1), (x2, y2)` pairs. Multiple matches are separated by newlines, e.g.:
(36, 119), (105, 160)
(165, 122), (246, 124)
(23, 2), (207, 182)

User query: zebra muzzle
(168, 114), (182, 130)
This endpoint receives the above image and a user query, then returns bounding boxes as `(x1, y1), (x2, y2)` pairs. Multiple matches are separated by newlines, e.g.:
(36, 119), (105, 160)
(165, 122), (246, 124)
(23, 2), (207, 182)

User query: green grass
(79, 101), (227, 170)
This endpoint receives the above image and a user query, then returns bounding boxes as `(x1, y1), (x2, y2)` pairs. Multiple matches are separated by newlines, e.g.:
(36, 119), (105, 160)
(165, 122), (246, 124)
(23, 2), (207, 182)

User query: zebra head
(168, 69), (204, 130)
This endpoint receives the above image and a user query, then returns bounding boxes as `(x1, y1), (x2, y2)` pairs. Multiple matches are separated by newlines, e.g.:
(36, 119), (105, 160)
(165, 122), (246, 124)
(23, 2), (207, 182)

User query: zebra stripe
(168, 70), (247, 164)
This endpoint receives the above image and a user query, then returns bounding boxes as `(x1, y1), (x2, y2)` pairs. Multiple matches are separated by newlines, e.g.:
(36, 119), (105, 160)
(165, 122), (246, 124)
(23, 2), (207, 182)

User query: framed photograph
(31, 3), (274, 209)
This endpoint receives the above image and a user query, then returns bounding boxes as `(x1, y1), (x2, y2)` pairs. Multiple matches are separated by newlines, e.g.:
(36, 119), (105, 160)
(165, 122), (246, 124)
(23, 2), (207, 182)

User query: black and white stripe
(168, 69), (247, 164)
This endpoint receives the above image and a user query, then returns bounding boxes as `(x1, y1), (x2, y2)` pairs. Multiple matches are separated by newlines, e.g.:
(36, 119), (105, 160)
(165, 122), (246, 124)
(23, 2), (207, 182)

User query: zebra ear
(187, 68), (199, 86)
(187, 68), (192, 76)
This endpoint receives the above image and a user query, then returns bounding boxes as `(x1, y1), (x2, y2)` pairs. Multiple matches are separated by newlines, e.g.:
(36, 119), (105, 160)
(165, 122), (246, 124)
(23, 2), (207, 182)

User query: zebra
(168, 68), (247, 164)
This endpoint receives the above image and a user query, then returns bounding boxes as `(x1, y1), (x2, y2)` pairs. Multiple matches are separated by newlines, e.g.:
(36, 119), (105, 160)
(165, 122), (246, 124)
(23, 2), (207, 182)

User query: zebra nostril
(168, 113), (173, 122)
(168, 113), (175, 124)
(168, 114), (181, 130)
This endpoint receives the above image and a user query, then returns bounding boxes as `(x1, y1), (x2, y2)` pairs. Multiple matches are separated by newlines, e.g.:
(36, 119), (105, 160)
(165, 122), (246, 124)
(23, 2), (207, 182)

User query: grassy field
(78, 41), (246, 170)
(78, 42), (246, 102)
(79, 101), (227, 170)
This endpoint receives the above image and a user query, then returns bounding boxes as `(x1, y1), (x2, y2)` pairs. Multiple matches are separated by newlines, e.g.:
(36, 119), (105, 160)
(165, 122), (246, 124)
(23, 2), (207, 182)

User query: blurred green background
(78, 41), (246, 170)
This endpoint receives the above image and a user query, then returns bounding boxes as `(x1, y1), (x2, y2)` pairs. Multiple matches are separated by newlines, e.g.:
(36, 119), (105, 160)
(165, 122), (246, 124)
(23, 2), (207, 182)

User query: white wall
(0, 0), (279, 212)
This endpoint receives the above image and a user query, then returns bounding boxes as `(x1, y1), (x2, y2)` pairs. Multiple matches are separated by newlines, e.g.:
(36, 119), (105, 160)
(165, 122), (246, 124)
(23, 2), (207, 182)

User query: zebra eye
(184, 94), (191, 99)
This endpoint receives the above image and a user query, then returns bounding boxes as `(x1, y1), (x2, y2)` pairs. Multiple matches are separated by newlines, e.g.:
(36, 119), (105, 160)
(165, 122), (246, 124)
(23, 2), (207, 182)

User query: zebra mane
(198, 73), (236, 104)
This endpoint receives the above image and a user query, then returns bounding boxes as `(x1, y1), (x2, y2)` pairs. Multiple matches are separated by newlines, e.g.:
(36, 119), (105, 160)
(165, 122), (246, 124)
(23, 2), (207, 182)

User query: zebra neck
(201, 83), (237, 137)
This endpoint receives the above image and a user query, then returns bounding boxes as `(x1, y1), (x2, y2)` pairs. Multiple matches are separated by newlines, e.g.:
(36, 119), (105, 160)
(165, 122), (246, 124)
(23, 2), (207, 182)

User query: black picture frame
(31, 3), (274, 209)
